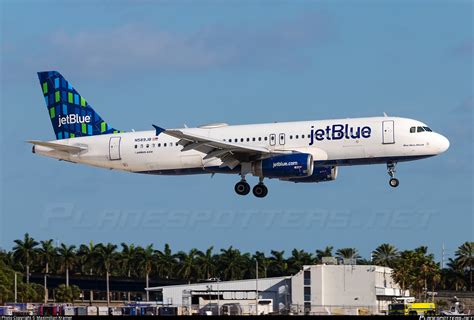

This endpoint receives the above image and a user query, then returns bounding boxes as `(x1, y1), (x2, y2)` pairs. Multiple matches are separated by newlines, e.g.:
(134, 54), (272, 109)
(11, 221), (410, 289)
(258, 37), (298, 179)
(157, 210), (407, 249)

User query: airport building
(147, 277), (292, 315)
(291, 264), (406, 315)
(146, 264), (408, 315)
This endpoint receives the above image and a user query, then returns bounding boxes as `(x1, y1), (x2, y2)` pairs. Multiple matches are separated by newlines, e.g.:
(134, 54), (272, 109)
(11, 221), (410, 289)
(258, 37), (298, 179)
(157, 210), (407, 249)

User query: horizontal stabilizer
(27, 140), (87, 154)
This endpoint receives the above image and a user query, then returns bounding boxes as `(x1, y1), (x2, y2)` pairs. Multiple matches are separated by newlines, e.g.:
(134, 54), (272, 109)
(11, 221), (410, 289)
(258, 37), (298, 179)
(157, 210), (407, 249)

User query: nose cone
(436, 134), (450, 154)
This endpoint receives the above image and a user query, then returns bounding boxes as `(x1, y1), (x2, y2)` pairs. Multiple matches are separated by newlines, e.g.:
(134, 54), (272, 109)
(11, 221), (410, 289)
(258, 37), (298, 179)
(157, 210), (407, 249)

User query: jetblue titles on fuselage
(309, 124), (372, 145)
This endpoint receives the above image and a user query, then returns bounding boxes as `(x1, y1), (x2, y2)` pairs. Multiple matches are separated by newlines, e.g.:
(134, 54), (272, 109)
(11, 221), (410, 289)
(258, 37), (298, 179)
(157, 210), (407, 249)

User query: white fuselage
(32, 116), (449, 178)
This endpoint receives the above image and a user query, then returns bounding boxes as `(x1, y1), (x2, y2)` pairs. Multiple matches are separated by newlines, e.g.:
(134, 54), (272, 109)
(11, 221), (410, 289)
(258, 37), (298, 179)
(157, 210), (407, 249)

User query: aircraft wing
(27, 140), (87, 154)
(153, 125), (288, 169)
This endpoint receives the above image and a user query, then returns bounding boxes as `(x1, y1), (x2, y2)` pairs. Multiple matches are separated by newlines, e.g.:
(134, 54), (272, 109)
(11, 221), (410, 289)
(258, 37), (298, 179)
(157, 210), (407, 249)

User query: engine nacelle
(286, 166), (338, 183)
(252, 153), (314, 178)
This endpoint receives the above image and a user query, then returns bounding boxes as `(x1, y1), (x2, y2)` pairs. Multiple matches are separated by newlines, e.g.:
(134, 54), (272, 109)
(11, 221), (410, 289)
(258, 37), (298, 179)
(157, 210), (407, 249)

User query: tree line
(0, 234), (472, 303)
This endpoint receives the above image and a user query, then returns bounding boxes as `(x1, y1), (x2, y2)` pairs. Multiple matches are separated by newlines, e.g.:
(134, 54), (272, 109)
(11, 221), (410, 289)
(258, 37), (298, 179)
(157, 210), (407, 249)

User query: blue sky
(0, 0), (472, 262)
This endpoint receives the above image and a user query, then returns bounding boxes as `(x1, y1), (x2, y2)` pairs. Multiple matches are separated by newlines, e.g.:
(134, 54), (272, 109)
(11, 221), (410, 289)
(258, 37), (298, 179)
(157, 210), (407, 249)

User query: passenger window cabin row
(134, 133), (310, 149)
(223, 134), (309, 143)
(135, 142), (177, 149)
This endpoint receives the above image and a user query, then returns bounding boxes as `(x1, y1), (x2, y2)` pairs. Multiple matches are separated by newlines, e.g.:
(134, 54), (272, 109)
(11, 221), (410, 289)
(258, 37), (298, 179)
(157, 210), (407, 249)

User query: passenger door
(382, 120), (395, 144)
(109, 137), (121, 160)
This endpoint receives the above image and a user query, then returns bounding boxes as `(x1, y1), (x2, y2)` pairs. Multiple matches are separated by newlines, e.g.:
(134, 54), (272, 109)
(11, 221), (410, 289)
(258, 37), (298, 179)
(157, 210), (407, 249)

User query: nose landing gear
(387, 162), (399, 188)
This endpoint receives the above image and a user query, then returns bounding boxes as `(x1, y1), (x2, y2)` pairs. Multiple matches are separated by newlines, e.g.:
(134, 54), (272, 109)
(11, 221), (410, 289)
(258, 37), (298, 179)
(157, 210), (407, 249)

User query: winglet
(152, 125), (166, 136)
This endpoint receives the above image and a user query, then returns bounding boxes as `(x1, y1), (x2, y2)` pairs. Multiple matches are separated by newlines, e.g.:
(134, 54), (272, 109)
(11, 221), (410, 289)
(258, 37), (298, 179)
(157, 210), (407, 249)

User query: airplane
(30, 71), (450, 198)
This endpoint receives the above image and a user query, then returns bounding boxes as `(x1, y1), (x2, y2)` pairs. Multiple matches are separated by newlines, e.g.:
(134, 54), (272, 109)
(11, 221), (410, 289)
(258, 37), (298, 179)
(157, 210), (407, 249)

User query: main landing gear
(234, 179), (251, 196)
(387, 162), (400, 188)
(235, 177), (268, 198)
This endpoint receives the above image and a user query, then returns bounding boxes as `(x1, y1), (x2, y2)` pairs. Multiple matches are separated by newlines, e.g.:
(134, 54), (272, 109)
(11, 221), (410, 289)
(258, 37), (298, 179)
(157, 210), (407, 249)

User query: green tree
(120, 243), (139, 278)
(13, 233), (39, 283)
(156, 244), (177, 279)
(138, 244), (156, 302)
(120, 243), (138, 302)
(253, 251), (270, 278)
(197, 246), (216, 280)
(455, 242), (473, 291)
(96, 243), (117, 307)
(315, 246), (334, 263)
(0, 260), (14, 303)
(37, 239), (57, 302)
(55, 284), (81, 303)
(336, 248), (361, 262)
(78, 241), (99, 275)
(177, 249), (203, 283)
(288, 249), (314, 274)
(372, 244), (399, 267)
(268, 250), (288, 277)
(0, 260), (43, 303)
(218, 246), (248, 280)
(58, 244), (76, 287)
(441, 258), (467, 291)
(392, 247), (440, 300)
(37, 240), (57, 274)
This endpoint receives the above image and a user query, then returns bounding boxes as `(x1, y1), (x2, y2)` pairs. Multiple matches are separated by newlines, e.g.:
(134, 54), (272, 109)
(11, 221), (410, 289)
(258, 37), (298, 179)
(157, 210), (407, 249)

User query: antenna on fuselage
(383, 112), (388, 117)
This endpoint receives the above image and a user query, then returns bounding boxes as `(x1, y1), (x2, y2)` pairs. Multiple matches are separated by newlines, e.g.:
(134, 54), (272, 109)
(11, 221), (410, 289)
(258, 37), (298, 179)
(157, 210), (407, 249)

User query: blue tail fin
(38, 71), (121, 140)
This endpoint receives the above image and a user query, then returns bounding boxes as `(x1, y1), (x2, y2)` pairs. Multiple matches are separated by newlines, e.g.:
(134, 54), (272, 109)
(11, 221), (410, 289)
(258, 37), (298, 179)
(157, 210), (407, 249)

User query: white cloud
(33, 13), (329, 76)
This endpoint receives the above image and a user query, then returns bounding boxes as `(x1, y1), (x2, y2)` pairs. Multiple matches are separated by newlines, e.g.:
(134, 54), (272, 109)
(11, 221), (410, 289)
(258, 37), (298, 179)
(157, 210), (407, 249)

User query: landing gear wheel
(389, 178), (399, 188)
(386, 162), (399, 188)
(235, 181), (250, 195)
(253, 184), (268, 198)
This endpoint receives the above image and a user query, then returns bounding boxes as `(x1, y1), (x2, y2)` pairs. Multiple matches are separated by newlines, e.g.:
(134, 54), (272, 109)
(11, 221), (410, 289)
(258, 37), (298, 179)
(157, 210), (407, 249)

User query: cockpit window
(411, 126), (433, 133)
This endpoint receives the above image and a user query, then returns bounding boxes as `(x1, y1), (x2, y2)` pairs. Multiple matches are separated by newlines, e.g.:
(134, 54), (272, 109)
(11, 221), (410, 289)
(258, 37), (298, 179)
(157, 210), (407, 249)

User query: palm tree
(336, 248), (361, 263)
(156, 244), (177, 279)
(57, 244), (76, 287)
(253, 251), (270, 278)
(392, 247), (440, 299)
(77, 242), (99, 303)
(177, 249), (203, 283)
(38, 240), (56, 274)
(218, 246), (248, 280)
(455, 242), (473, 291)
(197, 246), (216, 280)
(120, 243), (138, 278)
(315, 246), (334, 263)
(37, 239), (57, 302)
(96, 243), (117, 307)
(78, 241), (99, 275)
(120, 243), (138, 302)
(13, 233), (39, 283)
(269, 250), (288, 277)
(443, 258), (467, 291)
(419, 256), (440, 301)
(372, 244), (399, 267)
(138, 244), (156, 302)
(392, 251), (415, 293)
(288, 249), (314, 274)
